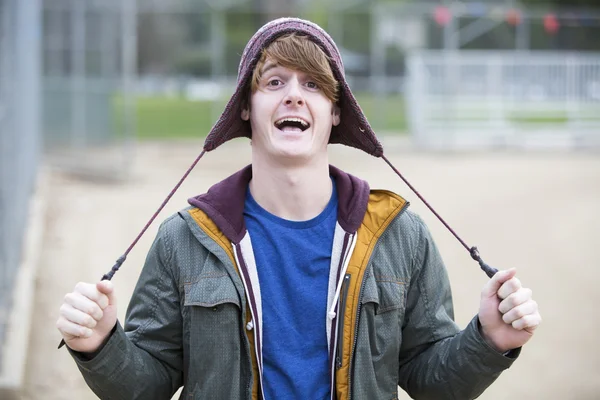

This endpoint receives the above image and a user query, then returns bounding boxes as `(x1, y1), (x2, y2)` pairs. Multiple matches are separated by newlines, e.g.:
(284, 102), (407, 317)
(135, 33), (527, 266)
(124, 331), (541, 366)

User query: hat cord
(382, 155), (498, 279)
(58, 150), (207, 349)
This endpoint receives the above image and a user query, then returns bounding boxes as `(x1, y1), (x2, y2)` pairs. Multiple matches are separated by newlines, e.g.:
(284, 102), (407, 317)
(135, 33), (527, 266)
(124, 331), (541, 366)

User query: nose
(283, 80), (304, 107)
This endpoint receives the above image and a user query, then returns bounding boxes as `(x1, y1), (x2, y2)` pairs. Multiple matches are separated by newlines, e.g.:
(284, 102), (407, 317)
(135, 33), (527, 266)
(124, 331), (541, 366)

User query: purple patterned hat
(202, 17), (384, 157)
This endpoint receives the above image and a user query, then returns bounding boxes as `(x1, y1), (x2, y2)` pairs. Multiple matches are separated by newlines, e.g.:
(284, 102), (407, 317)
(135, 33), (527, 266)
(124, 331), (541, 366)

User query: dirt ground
(22, 138), (600, 399)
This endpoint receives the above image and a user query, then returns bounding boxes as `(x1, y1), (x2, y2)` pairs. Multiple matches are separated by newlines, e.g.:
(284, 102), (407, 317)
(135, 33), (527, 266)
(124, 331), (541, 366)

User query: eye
(267, 79), (282, 87)
(306, 81), (319, 90)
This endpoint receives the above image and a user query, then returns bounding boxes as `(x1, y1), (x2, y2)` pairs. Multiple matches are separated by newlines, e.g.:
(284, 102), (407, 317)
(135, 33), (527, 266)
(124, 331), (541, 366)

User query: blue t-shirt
(243, 182), (338, 400)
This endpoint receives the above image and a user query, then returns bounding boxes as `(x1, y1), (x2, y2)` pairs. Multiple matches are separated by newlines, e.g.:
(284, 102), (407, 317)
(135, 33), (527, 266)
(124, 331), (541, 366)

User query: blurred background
(1, 0), (599, 399)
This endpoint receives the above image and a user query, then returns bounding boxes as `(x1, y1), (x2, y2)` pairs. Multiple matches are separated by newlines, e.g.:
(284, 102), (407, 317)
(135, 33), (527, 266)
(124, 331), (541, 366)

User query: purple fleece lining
(188, 165), (370, 243)
(328, 166), (370, 233)
(188, 166), (252, 244)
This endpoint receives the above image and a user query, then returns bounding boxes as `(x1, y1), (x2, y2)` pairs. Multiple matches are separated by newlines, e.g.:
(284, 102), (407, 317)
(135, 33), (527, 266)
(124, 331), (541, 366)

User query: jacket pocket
(361, 270), (406, 315)
(183, 274), (241, 309)
(352, 270), (406, 398)
(183, 275), (246, 400)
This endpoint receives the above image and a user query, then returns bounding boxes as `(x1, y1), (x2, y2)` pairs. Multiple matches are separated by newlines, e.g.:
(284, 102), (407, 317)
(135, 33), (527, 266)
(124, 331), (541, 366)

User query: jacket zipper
(346, 202), (409, 399)
(335, 273), (351, 369)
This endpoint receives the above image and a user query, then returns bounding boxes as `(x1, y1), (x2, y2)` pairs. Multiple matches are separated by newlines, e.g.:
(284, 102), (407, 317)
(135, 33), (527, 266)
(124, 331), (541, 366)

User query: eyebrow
(260, 62), (279, 75)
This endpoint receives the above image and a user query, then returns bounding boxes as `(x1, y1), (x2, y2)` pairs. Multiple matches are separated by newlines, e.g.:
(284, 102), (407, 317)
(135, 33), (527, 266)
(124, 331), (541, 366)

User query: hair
(247, 33), (340, 105)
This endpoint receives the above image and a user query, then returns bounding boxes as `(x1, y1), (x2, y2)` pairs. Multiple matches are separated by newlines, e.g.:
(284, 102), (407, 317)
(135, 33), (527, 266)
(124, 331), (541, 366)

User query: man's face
(241, 60), (340, 163)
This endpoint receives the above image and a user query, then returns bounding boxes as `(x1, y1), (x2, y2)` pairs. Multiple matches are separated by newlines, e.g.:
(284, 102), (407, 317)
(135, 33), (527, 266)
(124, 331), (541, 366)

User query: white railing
(406, 51), (600, 149)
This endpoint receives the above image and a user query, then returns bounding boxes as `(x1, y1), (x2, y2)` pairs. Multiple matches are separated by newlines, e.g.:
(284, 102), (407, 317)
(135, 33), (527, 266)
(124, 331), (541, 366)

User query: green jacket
(69, 165), (517, 399)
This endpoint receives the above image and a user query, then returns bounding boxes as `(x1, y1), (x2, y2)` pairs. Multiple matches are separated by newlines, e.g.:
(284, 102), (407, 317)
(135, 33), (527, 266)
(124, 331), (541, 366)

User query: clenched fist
(56, 281), (118, 353)
(478, 268), (541, 353)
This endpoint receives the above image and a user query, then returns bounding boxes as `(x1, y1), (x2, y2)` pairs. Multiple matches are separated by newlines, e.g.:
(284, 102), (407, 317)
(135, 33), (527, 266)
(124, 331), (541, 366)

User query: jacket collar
(188, 165), (370, 244)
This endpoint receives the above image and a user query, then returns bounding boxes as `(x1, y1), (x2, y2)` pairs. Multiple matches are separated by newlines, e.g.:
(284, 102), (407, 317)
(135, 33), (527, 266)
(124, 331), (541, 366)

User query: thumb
(97, 280), (117, 307)
(481, 268), (517, 298)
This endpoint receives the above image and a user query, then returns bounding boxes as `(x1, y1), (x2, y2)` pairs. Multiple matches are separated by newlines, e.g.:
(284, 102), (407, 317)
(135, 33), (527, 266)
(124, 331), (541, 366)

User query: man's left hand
(478, 268), (541, 353)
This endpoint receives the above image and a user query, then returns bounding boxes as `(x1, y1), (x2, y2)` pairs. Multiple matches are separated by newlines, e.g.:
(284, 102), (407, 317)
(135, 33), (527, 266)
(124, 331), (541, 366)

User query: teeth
(275, 117), (309, 128)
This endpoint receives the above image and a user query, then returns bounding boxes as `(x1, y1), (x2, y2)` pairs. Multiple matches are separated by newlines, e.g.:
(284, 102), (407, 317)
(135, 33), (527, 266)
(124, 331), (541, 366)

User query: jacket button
(246, 321), (254, 331)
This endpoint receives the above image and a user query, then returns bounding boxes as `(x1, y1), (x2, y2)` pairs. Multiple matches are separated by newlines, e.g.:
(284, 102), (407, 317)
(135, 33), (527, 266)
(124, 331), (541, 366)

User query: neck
(250, 155), (332, 221)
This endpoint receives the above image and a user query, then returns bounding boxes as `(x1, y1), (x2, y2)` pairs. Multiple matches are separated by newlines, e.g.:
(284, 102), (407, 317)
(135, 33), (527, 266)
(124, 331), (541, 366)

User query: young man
(57, 18), (541, 399)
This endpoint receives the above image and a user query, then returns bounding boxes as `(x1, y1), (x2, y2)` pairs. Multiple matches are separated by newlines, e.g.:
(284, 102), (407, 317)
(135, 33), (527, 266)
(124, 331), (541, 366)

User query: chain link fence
(1, 0), (136, 374)
(43, 0), (136, 179)
(0, 0), (41, 373)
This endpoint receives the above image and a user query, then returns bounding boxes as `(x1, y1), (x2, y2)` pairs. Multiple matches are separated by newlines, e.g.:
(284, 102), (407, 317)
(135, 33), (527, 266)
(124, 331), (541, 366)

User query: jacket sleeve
(68, 218), (184, 400)
(397, 212), (518, 400)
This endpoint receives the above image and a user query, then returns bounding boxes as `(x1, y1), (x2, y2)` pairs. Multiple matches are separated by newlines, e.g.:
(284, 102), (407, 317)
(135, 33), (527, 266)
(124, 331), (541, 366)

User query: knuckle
(505, 294), (516, 308)
(101, 296), (110, 308)
(514, 307), (525, 319)
(512, 320), (523, 330)
(516, 291), (528, 304)
(497, 303), (506, 314)
(531, 300), (538, 310)
(513, 277), (522, 288)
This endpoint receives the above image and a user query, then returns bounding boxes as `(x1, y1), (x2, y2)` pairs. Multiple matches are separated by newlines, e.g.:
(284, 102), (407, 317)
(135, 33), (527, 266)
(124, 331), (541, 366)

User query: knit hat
(202, 17), (384, 157)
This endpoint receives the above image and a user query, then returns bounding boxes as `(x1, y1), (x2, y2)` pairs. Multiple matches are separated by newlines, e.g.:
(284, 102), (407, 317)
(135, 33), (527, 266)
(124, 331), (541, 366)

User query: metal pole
(443, 4), (459, 145)
(71, 0), (86, 151)
(210, 9), (225, 125)
(516, 15), (530, 51)
(327, 12), (343, 51)
(121, 0), (137, 176)
(370, 5), (386, 130)
(443, 4), (458, 51)
(0, 0), (14, 298)
(15, 0), (41, 190)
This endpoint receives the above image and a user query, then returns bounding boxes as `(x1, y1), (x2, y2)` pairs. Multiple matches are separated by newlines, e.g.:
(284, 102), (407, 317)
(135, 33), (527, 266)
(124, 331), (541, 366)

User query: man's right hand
(56, 281), (117, 353)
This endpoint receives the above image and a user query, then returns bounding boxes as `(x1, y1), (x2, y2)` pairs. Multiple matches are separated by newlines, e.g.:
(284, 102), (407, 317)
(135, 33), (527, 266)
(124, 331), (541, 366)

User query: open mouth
(274, 117), (310, 132)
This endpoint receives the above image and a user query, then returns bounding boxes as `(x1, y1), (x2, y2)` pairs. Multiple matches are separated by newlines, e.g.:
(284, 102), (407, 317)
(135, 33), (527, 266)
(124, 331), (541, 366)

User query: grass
(114, 93), (408, 140)
(116, 95), (600, 139)
(133, 96), (227, 139)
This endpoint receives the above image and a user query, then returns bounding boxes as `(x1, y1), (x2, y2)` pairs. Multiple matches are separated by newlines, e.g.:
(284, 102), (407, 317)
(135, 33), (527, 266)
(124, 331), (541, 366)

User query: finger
(497, 276), (522, 300)
(481, 268), (517, 298)
(96, 281), (116, 308)
(60, 303), (98, 329)
(511, 313), (542, 331)
(74, 282), (110, 310)
(502, 299), (538, 325)
(498, 288), (533, 314)
(56, 317), (93, 339)
(63, 292), (104, 321)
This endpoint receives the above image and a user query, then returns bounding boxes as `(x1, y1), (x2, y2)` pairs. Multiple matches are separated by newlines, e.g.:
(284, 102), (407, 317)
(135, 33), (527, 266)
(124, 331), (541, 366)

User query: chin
(274, 147), (312, 160)
(271, 136), (313, 156)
